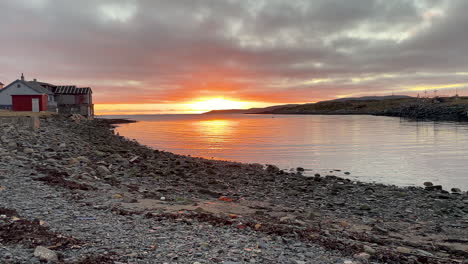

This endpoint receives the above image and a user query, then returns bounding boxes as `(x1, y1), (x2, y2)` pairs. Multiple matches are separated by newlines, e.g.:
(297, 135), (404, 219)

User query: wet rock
(34, 246), (58, 262)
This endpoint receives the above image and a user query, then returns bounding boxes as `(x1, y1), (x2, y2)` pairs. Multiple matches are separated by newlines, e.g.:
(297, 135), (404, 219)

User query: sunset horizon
(2, 1), (468, 115)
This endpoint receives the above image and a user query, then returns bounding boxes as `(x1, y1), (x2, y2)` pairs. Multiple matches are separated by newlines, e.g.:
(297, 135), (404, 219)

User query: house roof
(54, 86), (92, 95)
(24, 81), (54, 95)
(0, 79), (92, 95)
(0, 79), (53, 95)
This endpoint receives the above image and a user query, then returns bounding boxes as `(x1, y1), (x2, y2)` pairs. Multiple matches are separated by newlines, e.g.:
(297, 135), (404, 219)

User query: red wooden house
(12, 94), (48, 112)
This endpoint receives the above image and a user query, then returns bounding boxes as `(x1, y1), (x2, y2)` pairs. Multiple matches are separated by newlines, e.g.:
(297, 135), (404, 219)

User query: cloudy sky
(1, 0), (467, 113)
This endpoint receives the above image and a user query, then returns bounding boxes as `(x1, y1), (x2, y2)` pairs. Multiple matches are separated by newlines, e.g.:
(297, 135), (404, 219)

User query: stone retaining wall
(0, 116), (40, 129)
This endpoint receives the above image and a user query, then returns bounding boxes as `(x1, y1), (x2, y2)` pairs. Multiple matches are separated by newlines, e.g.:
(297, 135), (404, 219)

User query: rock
(415, 249), (434, 257)
(34, 246), (58, 262)
(296, 167), (305, 172)
(451, 188), (461, 193)
(23, 148), (34, 154)
(97, 165), (110, 175)
(396, 246), (412, 254)
(425, 185), (443, 191)
(344, 172), (351, 175)
(359, 204), (371, 211)
(423, 181), (433, 187)
(372, 225), (388, 234)
(363, 245), (376, 255)
(68, 158), (79, 165)
(353, 252), (370, 261)
(279, 214), (296, 223)
(8, 142), (17, 148)
(77, 156), (91, 163)
(266, 164), (280, 173)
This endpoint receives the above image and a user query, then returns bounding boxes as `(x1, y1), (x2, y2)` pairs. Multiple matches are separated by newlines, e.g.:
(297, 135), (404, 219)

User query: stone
(353, 252), (370, 261)
(344, 172), (351, 175)
(68, 158), (79, 165)
(279, 214), (296, 223)
(266, 164), (280, 173)
(77, 156), (91, 163)
(415, 249), (434, 257)
(359, 204), (371, 211)
(23, 148), (34, 154)
(423, 181), (433, 187)
(296, 167), (305, 172)
(425, 185), (443, 191)
(97, 165), (110, 175)
(396, 246), (412, 254)
(451, 188), (461, 193)
(34, 246), (58, 262)
(363, 245), (376, 254)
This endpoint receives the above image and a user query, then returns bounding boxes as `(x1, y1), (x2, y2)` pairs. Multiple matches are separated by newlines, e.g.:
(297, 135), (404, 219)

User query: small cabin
(0, 76), (52, 112)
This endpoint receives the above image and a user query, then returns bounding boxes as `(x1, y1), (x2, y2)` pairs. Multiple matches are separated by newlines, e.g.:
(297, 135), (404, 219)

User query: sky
(1, 0), (468, 114)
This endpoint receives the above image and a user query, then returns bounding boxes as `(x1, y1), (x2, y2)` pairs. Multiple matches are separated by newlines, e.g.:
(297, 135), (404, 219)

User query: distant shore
(0, 116), (466, 263)
(206, 96), (468, 122)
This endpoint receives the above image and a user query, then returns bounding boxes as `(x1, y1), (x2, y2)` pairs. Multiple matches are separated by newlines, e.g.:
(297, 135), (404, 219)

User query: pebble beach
(0, 116), (467, 264)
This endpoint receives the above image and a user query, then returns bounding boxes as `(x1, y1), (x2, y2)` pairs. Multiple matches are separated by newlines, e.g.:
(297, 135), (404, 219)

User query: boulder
(423, 181), (433, 187)
(34, 246), (58, 262)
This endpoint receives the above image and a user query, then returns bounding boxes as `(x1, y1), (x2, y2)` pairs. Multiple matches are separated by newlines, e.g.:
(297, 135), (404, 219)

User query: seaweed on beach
(144, 211), (459, 264)
(0, 212), (80, 249)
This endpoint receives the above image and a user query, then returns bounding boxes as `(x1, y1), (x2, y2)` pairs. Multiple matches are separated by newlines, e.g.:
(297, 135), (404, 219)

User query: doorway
(32, 98), (39, 112)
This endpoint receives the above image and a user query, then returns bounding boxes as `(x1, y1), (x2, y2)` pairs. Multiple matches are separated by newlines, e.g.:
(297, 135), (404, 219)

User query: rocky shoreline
(1, 116), (467, 263)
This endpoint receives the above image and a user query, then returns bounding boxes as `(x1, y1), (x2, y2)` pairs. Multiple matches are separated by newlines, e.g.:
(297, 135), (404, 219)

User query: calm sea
(103, 114), (468, 190)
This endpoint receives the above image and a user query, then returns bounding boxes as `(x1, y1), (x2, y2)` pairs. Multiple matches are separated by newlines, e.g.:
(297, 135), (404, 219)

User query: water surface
(105, 114), (468, 190)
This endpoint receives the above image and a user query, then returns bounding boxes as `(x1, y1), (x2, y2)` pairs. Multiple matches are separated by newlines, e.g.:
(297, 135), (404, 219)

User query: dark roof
(25, 81), (54, 95)
(54, 86), (92, 95)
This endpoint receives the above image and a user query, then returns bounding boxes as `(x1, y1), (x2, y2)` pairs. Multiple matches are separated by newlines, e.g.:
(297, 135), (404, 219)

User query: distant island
(205, 95), (468, 122)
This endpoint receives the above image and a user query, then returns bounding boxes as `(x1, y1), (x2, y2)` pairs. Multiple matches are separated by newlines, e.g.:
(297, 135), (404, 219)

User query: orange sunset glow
(1, 1), (468, 114)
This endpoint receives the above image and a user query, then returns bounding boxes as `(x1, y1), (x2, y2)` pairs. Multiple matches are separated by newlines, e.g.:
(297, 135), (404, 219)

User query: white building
(0, 74), (53, 110)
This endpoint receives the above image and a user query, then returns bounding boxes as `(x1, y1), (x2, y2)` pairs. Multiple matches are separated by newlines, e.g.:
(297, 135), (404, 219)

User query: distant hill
(258, 96), (418, 115)
(321, 95), (412, 103)
(203, 95), (468, 121)
(203, 104), (300, 114)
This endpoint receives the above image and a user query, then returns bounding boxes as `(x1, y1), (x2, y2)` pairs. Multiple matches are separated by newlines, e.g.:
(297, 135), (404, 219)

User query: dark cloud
(0, 0), (467, 107)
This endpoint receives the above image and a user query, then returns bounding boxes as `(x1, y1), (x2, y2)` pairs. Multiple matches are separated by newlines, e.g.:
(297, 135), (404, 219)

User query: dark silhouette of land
(205, 95), (468, 121)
